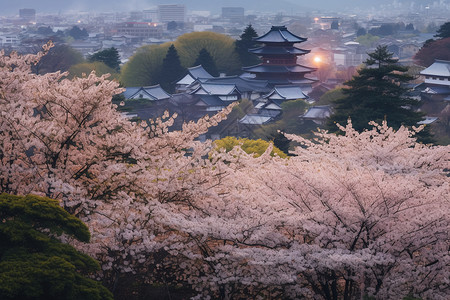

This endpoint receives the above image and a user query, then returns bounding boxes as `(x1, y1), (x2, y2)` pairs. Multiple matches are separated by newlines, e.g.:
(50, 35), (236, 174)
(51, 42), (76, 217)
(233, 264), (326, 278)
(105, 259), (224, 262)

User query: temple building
(243, 25), (316, 87)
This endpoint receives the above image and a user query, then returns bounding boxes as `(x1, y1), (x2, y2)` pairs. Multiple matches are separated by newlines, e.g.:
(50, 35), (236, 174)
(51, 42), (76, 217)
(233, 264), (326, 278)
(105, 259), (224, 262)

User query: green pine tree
(235, 24), (260, 67)
(193, 48), (219, 77)
(89, 47), (121, 71)
(327, 45), (432, 143)
(434, 22), (450, 39)
(159, 44), (186, 93)
(0, 193), (113, 300)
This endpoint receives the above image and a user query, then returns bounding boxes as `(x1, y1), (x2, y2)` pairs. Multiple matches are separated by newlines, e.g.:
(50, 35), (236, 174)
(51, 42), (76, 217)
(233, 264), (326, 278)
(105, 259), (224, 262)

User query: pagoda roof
(254, 26), (307, 43)
(420, 60), (450, 77)
(201, 76), (271, 93)
(242, 64), (317, 74)
(249, 46), (310, 55)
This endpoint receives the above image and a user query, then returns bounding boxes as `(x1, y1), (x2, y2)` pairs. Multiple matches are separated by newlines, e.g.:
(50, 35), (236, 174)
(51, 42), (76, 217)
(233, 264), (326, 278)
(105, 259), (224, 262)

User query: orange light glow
(314, 56), (322, 63)
(314, 17), (319, 22)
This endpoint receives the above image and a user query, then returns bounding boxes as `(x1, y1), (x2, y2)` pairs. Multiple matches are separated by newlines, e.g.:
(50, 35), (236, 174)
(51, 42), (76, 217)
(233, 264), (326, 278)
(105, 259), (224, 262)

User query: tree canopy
(434, 21), (450, 39)
(193, 48), (218, 77)
(159, 44), (186, 93)
(213, 136), (287, 158)
(33, 44), (84, 75)
(0, 193), (112, 300)
(66, 26), (88, 40)
(68, 61), (118, 80)
(1, 46), (449, 300)
(235, 24), (260, 67)
(89, 47), (121, 71)
(327, 45), (430, 142)
(414, 37), (450, 67)
(121, 31), (240, 87)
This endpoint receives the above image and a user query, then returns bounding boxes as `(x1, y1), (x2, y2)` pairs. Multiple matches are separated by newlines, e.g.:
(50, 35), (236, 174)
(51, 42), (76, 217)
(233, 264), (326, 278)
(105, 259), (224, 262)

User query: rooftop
(420, 60), (450, 77)
(254, 25), (307, 44)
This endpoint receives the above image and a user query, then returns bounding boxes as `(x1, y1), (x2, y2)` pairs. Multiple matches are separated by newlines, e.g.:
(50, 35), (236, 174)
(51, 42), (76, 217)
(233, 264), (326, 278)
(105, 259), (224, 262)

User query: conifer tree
(327, 45), (431, 142)
(0, 194), (112, 300)
(89, 47), (121, 71)
(235, 24), (260, 67)
(159, 44), (186, 93)
(193, 48), (219, 77)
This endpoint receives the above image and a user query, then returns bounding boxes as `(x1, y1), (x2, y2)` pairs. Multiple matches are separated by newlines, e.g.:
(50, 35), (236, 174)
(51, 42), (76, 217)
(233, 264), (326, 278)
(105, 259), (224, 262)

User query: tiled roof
(301, 105), (332, 119)
(196, 95), (226, 106)
(239, 114), (273, 125)
(188, 65), (214, 79)
(249, 46), (310, 55)
(420, 60), (450, 77)
(254, 26), (307, 43)
(243, 64), (316, 74)
(191, 83), (240, 95)
(122, 85), (171, 100)
(265, 85), (308, 100)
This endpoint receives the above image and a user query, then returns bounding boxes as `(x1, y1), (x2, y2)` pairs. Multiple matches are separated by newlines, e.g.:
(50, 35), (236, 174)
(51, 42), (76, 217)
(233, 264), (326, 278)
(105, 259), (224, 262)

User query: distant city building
(143, 9), (158, 22)
(19, 8), (36, 22)
(158, 4), (186, 23)
(221, 7), (244, 21)
(114, 22), (163, 38)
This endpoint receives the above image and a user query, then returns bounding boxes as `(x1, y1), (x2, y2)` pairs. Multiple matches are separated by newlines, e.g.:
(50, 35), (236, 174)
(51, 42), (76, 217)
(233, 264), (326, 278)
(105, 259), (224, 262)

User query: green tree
(120, 44), (169, 87)
(67, 26), (89, 40)
(434, 22), (450, 39)
(327, 46), (431, 142)
(89, 47), (121, 71)
(213, 136), (287, 158)
(0, 193), (112, 300)
(68, 61), (118, 80)
(175, 31), (241, 75)
(355, 33), (380, 48)
(235, 24), (260, 67)
(159, 44), (186, 93)
(33, 44), (84, 75)
(193, 48), (218, 77)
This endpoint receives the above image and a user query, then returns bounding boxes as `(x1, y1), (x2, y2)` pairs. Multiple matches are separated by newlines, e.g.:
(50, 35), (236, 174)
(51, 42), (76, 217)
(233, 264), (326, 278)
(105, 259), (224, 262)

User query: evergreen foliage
(326, 46), (431, 142)
(159, 44), (186, 93)
(67, 26), (89, 40)
(193, 48), (219, 77)
(0, 194), (112, 300)
(89, 48), (121, 71)
(235, 24), (260, 67)
(434, 22), (450, 39)
(33, 44), (84, 75)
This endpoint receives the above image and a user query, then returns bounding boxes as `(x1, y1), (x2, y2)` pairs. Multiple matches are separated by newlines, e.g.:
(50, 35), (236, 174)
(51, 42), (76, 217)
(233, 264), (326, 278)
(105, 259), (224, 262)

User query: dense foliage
(1, 45), (449, 300)
(121, 31), (240, 86)
(160, 44), (186, 93)
(235, 24), (260, 67)
(327, 45), (430, 142)
(89, 47), (121, 71)
(193, 48), (219, 77)
(0, 194), (112, 300)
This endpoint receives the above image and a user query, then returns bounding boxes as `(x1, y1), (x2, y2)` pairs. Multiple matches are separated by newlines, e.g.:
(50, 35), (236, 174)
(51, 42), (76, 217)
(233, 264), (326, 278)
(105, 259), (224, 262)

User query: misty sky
(0, 0), (434, 15)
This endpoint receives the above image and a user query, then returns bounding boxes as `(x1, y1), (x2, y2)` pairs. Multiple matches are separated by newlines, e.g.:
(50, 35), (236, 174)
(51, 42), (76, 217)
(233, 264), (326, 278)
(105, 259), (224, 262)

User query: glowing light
(314, 56), (322, 63)
(314, 17), (319, 22)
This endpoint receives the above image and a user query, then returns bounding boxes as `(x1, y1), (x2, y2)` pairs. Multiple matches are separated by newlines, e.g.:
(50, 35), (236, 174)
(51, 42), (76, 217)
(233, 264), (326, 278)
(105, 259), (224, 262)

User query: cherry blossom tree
(1, 46), (449, 300)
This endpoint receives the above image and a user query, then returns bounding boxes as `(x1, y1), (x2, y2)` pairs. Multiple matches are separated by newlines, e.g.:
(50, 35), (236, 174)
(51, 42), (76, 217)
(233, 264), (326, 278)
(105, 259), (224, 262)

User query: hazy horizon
(0, 0), (439, 15)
